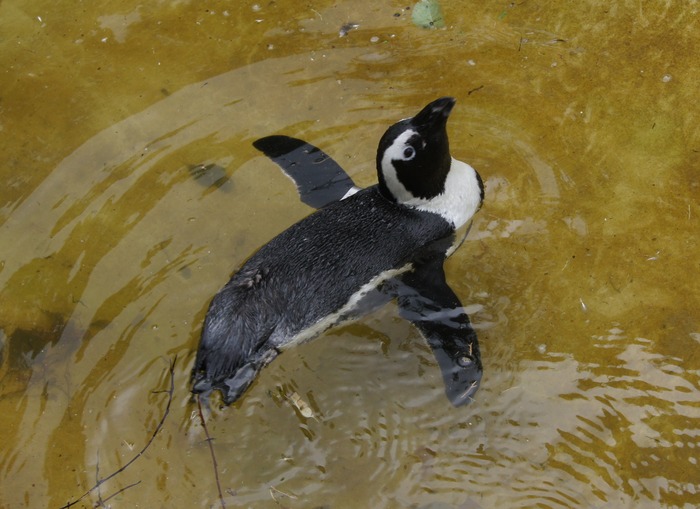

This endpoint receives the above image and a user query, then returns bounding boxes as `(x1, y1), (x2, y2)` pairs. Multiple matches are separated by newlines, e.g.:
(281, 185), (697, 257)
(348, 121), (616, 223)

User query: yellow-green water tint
(1, 0), (698, 507)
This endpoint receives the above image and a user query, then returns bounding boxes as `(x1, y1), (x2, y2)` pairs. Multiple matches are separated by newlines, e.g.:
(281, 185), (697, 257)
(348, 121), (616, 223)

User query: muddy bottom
(1, 1), (698, 508)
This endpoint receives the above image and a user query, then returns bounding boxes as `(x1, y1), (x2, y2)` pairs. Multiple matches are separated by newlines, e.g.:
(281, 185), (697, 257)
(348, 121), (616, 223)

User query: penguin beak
(410, 97), (456, 131)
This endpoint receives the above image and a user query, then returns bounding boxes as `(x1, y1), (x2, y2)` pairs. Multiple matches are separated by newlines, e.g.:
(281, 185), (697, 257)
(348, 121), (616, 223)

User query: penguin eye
(403, 146), (416, 160)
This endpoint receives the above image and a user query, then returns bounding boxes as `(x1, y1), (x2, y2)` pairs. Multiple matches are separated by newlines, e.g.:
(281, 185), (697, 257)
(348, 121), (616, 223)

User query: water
(1, 1), (698, 508)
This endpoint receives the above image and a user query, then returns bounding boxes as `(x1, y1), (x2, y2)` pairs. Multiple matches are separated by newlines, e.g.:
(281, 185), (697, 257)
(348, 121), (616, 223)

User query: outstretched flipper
(252, 135), (482, 406)
(253, 135), (360, 209)
(391, 242), (482, 406)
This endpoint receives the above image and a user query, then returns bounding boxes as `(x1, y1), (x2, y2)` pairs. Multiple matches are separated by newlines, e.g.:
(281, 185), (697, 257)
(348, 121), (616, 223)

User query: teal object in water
(412, 0), (445, 29)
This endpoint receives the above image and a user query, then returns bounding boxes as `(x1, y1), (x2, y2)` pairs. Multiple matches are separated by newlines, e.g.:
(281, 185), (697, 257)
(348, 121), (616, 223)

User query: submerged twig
(197, 395), (227, 508)
(270, 485), (298, 502)
(97, 480), (142, 507)
(59, 356), (177, 509)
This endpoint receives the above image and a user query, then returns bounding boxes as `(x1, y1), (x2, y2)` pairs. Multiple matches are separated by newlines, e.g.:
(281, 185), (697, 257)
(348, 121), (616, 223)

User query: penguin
(192, 97), (485, 407)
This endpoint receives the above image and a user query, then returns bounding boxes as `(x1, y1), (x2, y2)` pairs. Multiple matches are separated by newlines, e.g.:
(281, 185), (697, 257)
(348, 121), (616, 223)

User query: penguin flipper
(253, 135), (360, 209)
(393, 256), (483, 407)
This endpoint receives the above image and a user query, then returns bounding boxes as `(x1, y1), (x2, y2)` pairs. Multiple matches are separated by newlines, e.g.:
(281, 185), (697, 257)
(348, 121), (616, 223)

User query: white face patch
(380, 129), (421, 203)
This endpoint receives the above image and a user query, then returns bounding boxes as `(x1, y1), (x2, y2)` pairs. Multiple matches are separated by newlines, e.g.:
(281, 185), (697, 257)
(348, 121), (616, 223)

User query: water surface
(1, 1), (698, 508)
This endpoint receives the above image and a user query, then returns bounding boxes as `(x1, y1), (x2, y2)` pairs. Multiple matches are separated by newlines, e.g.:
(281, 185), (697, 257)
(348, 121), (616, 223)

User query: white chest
(406, 158), (482, 229)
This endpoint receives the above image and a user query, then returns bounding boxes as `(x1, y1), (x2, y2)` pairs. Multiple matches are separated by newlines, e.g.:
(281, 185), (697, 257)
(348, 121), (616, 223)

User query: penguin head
(376, 97), (484, 229)
(377, 97), (456, 202)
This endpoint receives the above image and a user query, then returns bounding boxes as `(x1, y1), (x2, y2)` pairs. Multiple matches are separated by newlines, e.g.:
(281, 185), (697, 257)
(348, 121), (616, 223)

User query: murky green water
(1, 1), (698, 508)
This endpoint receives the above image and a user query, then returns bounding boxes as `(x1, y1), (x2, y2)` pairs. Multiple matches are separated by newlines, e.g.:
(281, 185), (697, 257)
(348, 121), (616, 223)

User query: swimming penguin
(192, 97), (485, 406)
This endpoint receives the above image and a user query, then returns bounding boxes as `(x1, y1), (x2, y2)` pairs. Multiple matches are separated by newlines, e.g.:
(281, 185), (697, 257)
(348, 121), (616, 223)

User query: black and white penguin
(192, 97), (485, 407)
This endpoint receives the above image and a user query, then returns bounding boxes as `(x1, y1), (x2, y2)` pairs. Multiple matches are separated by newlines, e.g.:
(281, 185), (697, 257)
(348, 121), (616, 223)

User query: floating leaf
(412, 0), (445, 29)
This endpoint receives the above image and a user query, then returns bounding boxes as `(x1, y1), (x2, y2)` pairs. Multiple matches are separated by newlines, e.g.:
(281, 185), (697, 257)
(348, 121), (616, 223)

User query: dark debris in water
(187, 163), (231, 191)
(338, 22), (359, 37)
